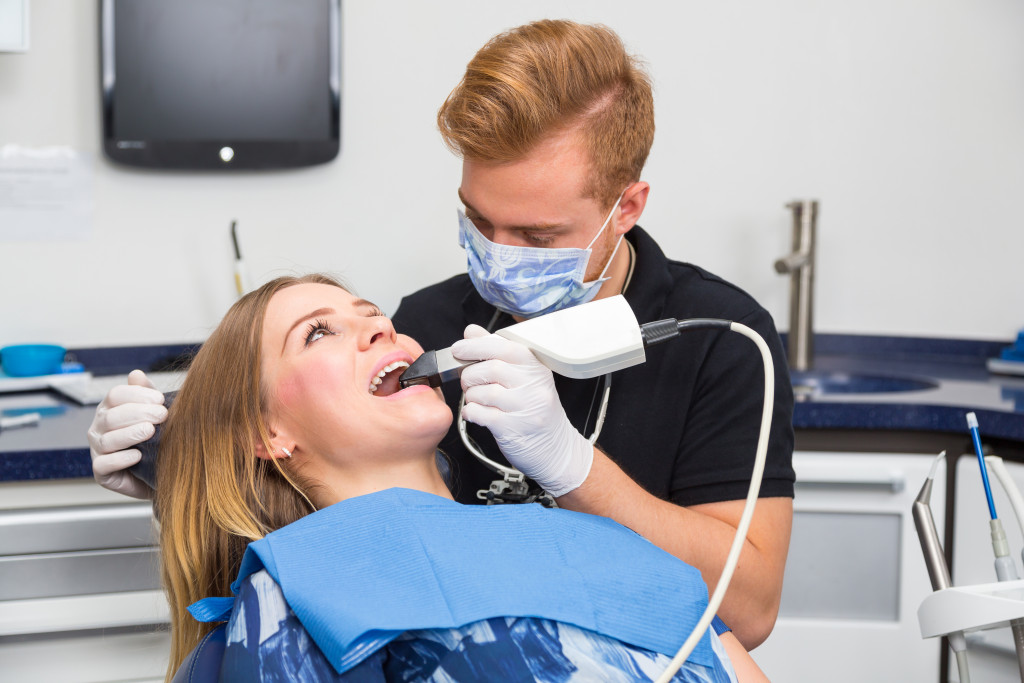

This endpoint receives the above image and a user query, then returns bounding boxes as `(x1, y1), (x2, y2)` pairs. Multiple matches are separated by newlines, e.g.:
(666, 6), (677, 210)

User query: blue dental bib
(189, 488), (713, 674)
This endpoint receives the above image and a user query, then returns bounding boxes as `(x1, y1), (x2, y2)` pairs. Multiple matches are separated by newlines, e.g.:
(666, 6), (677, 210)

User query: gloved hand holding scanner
(402, 294), (737, 500)
(455, 325), (596, 498)
(402, 294), (645, 498)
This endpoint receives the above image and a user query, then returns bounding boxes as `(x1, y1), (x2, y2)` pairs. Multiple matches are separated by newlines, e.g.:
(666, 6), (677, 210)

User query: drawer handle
(0, 503), (153, 527)
(796, 474), (905, 493)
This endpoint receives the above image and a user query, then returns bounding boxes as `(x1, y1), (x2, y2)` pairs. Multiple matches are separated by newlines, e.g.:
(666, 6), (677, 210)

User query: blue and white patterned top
(218, 569), (738, 683)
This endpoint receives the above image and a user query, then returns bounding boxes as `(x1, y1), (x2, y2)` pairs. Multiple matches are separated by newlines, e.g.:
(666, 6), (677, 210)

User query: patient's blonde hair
(156, 273), (343, 680)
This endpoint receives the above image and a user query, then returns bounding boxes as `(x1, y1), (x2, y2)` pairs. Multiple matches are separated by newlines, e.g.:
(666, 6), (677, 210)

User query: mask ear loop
(584, 190), (628, 284)
(584, 190), (626, 251)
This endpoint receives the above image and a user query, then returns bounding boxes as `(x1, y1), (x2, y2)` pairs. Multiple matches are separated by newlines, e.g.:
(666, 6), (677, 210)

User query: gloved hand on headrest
(87, 369), (166, 500)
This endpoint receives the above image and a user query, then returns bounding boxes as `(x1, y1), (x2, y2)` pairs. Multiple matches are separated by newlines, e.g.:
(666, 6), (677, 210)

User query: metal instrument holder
(916, 453), (1024, 682)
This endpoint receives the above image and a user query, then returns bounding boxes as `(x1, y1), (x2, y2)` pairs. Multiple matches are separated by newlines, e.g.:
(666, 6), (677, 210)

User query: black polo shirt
(391, 226), (795, 506)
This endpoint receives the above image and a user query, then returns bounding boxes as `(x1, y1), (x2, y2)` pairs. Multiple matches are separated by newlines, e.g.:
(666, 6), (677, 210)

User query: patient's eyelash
(304, 318), (336, 346)
(366, 305), (385, 318)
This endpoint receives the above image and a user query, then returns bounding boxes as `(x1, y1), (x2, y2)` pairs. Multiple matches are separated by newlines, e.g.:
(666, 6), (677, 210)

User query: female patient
(156, 273), (768, 682)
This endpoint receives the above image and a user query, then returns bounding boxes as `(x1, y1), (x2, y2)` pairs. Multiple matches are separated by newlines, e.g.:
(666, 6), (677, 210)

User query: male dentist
(89, 20), (794, 649)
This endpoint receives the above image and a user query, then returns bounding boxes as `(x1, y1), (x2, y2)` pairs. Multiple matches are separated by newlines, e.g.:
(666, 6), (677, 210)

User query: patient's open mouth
(369, 361), (409, 397)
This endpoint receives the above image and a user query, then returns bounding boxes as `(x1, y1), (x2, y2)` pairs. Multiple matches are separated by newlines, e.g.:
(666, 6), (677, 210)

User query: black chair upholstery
(170, 623), (227, 683)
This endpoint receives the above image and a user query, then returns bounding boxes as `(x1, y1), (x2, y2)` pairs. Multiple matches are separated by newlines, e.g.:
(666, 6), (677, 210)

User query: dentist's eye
(304, 319), (337, 346)
(466, 212), (492, 234)
(525, 232), (556, 246)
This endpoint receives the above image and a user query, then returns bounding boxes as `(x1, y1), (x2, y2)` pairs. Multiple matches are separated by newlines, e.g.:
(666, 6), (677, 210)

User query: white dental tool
(399, 294), (726, 388)
(399, 295), (645, 387)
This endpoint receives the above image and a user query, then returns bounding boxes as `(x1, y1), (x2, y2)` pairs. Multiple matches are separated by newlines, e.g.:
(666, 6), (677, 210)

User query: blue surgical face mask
(457, 194), (625, 318)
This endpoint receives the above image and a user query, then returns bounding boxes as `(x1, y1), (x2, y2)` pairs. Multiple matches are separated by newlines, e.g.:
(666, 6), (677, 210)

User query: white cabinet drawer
(754, 451), (944, 683)
(0, 502), (155, 555)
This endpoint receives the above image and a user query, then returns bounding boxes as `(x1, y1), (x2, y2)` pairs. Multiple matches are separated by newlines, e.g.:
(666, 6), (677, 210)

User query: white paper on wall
(0, 145), (93, 241)
(0, 0), (29, 52)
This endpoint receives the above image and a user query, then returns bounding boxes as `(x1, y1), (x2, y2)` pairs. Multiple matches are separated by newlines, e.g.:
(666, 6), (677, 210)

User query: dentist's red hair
(437, 19), (654, 211)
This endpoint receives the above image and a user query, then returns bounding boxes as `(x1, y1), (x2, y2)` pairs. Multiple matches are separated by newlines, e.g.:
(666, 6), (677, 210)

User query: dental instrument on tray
(913, 451), (971, 682)
(231, 220), (248, 297)
(968, 413), (1017, 578)
(399, 294), (773, 682)
(0, 412), (41, 434)
(967, 412), (1024, 682)
(969, 412), (999, 522)
(968, 412), (1019, 581)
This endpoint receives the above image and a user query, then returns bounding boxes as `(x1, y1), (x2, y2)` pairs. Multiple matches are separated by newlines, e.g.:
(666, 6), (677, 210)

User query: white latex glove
(87, 369), (166, 500)
(453, 324), (593, 497)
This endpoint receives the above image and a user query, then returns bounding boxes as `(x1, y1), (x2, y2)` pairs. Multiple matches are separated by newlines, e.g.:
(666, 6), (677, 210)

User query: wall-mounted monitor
(100, 0), (340, 170)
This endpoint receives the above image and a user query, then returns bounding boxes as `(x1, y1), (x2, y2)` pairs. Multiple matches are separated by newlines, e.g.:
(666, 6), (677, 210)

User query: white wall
(2, 0), (1022, 348)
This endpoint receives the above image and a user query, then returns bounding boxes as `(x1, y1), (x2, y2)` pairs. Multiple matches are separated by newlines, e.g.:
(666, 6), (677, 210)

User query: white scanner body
(495, 295), (646, 379)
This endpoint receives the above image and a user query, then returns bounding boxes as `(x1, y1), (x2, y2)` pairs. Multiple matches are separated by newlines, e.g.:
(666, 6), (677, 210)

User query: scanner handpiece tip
(399, 351), (441, 389)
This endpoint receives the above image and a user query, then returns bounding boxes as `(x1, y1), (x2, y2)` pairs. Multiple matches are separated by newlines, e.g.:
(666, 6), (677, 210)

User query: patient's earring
(280, 447), (293, 459)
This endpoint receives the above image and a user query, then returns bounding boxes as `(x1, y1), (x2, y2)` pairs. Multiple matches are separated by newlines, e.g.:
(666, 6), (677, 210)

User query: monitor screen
(101, 0), (340, 169)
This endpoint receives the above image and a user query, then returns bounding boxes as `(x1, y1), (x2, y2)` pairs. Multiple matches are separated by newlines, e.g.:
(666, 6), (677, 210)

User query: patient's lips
(369, 361), (409, 397)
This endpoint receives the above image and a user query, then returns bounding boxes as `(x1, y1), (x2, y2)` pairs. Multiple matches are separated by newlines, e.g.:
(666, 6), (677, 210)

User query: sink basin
(790, 370), (939, 396)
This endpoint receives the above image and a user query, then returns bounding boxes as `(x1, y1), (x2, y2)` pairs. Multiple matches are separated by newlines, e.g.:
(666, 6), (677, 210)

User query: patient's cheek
(275, 360), (338, 410)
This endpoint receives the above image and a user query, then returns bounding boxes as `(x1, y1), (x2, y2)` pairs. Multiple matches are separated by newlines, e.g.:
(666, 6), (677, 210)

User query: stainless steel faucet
(774, 200), (818, 372)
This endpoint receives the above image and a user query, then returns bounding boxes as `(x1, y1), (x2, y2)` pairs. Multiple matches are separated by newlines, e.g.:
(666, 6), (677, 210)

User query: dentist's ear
(615, 181), (649, 236)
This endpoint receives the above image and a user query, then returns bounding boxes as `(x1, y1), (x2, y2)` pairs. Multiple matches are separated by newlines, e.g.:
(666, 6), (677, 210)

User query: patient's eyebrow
(283, 307), (335, 352)
(351, 299), (381, 314)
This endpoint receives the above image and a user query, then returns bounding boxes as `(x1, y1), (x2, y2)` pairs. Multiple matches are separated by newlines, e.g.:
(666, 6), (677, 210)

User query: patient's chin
(405, 400), (454, 442)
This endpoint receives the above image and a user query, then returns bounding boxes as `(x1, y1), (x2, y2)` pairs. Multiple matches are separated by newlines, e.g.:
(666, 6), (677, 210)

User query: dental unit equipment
(917, 417), (1024, 683)
(913, 451), (971, 682)
(970, 412), (1024, 681)
(401, 294), (774, 682)
(656, 319), (772, 683)
(987, 455), (1024, 572)
(969, 412), (999, 522)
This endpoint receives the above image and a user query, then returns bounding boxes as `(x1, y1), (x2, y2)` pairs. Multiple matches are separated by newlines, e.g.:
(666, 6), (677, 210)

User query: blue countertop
(788, 335), (1024, 443)
(3, 336), (1024, 482)
(0, 344), (195, 482)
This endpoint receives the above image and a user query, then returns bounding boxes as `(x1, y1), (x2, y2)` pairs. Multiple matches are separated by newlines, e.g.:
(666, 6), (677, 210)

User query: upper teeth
(369, 361), (410, 393)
